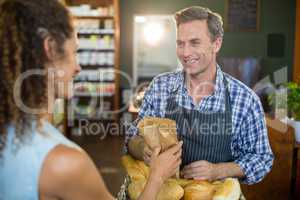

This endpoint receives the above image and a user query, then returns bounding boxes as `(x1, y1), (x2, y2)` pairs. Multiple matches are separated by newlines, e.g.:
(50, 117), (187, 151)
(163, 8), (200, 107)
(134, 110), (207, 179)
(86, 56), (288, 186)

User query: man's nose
(182, 46), (192, 57)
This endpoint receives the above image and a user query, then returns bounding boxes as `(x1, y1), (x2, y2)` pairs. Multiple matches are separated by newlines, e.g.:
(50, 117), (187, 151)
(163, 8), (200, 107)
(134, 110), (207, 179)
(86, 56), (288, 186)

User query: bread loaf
(121, 154), (137, 169)
(184, 181), (215, 200)
(122, 155), (242, 200)
(136, 160), (150, 178)
(121, 155), (146, 181)
(168, 178), (195, 188)
(128, 179), (184, 200)
(157, 180), (184, 200)
(122, 154), (185, 200)
(128, 179), (147, 200)
(126, 166), (145, 181)
(212, 178), (241, 200)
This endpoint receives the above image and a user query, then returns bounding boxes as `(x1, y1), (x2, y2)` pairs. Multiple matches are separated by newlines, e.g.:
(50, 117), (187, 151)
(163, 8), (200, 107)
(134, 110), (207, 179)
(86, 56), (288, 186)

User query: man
(126, 6), (273, 185)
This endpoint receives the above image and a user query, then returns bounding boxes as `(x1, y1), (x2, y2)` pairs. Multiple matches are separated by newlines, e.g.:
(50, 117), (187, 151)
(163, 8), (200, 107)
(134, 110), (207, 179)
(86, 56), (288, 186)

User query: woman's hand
(148, 141), (183, 184)
(137, 142), (182, 200)
(143, 144), (153, 165)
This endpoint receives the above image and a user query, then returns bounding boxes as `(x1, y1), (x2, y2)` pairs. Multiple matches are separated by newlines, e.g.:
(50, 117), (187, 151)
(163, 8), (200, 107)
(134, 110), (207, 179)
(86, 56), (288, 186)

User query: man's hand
(181, 161), (245, 182)
(181, 160), (218, 181)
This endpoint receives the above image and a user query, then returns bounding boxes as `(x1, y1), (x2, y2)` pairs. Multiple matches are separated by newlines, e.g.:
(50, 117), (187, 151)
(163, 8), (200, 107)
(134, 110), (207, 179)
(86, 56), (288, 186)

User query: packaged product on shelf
(103, 35), (111, 49)
(108, 5), (114, 16)
(107, 52), (114, 65)
(96, 52), (106, 65)
(104, 19), (114, 29)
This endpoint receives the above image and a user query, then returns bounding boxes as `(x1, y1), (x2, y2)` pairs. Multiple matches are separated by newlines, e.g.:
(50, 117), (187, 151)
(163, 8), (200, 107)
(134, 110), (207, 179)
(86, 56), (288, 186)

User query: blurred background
(55, 0), (300, 199)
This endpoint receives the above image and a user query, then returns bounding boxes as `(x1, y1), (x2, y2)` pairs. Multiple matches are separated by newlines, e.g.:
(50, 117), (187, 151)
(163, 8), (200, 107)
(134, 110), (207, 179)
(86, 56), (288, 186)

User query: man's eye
(191, 42), (200, 46)
(177, 42), (184, 47)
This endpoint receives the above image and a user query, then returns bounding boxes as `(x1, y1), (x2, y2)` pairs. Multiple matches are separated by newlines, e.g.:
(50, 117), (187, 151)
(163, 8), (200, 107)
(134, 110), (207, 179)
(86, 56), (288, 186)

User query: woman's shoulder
(41, 144), (89, 181)
(39, 144), (113, 199)
(38, 144), (91, 198)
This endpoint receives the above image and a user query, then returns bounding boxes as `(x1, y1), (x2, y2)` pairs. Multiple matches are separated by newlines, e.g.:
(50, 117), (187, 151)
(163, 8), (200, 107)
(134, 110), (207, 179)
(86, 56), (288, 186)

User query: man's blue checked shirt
(125, 66), (274, 184)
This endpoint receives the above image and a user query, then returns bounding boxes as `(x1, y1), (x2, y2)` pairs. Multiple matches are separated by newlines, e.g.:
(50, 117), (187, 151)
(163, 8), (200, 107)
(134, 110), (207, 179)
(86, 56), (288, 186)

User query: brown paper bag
(140, 124), (161, 150)
(137, 117), (180, 178)
(159, 123), (178, 152)
(138, 117), (178, 151)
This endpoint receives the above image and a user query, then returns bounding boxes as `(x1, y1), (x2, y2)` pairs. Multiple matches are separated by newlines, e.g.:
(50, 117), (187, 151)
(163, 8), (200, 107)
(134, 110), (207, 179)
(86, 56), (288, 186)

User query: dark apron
(164, 74), (234, 167)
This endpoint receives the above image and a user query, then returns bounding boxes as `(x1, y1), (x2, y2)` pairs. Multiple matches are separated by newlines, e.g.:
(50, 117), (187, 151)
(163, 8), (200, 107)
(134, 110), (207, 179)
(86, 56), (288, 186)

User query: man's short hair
(174, 6), (224, 41)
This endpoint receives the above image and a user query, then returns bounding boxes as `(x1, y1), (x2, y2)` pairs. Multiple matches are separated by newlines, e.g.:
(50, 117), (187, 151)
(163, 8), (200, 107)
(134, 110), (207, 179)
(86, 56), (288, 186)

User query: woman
(0, 0), (182, 199)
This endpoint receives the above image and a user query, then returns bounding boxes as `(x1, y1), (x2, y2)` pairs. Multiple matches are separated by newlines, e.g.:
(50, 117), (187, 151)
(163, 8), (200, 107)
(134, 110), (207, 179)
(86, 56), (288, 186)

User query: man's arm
(214, 162), (244, 179)
(233, 99), (274, 184)
(182, 160), (244, 181)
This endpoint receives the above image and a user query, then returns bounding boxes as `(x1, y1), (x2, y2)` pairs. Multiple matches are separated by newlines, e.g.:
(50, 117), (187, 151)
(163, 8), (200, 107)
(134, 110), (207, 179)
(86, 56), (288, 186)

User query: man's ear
(43, 36), (56, 61)
(213, 37), (223, 53)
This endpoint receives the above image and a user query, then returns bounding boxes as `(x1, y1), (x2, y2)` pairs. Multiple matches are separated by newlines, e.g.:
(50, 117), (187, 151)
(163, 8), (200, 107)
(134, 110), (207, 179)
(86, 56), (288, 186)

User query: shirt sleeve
(234, 98), (274, 185)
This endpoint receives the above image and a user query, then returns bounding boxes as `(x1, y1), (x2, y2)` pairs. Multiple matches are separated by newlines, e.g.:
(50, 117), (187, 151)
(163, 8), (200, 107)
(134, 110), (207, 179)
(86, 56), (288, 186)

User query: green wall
(119, 0), (296, 87)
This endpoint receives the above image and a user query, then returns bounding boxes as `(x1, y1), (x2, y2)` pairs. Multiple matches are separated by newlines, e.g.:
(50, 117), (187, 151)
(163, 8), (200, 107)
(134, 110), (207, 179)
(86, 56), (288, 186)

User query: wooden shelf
(79, 65), (114, 70)
(77, 30), (115, 35)
(65, 0), (113, 8)
(74, 92), (114, 97)
(73, 117), (116, 121)
(74, 15), (114, 20)
(78, 48), (115, 51)
(74, 80), (115, 83)
(65, 0), (120, 136)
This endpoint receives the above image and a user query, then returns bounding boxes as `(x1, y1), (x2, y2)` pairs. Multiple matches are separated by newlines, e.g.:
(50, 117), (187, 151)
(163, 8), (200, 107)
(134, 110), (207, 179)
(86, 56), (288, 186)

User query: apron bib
(165, 74), (233, 167)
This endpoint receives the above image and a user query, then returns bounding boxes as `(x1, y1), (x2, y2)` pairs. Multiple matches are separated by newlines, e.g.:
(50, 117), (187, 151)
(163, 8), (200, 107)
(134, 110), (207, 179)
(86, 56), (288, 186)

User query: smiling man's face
(176, 20), (220, 77)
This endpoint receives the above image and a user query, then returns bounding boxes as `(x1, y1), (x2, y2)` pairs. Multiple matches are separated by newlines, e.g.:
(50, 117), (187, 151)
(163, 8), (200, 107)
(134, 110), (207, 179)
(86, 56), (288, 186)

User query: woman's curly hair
(0, 0), (74, 153)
